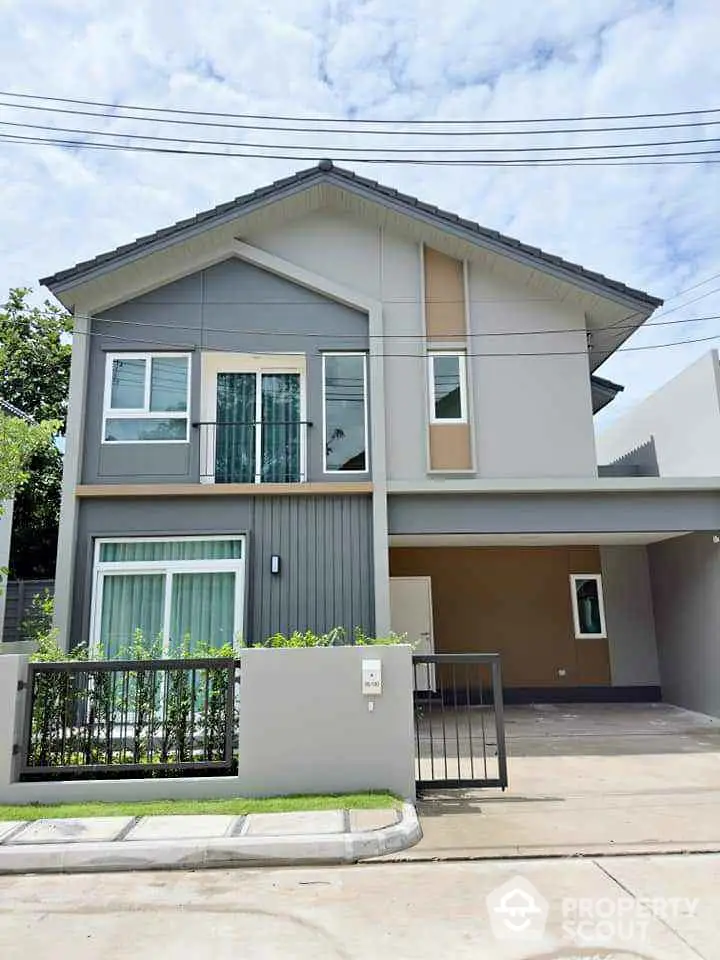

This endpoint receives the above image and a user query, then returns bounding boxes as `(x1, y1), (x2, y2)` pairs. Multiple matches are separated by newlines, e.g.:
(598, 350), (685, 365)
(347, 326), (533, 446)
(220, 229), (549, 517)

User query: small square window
(103, 353), (190, 443)
(570, 574), (607, 639)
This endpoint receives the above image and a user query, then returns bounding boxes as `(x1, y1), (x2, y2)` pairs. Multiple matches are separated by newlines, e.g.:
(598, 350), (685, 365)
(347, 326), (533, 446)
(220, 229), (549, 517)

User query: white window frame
(569, 573), (607, 639)
(322, 352), (370, 475)
(90, 535), (246, 657)
(102, 352), (191, 444)
(428, 350), (468, 424)
(200, 353), (307, 484)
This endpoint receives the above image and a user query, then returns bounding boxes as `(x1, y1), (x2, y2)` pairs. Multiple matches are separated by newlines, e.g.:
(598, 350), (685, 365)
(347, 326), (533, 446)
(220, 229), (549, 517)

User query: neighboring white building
(596, 350), (720, 477)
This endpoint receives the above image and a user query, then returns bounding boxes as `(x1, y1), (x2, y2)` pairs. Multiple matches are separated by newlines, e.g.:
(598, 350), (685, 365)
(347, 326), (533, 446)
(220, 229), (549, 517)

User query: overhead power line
(3, 98), (720, 137)
(3, 118), (720, 155)
(3, 90), (720, 125)
(4, 131), (720, 166)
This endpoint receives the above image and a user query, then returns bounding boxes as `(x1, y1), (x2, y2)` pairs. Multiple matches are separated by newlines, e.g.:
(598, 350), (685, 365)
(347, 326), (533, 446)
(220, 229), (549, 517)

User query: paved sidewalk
(0, 804), (421, 873)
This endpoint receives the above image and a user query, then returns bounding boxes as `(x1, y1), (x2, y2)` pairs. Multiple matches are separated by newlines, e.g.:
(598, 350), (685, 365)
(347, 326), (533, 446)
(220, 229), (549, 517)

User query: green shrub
(258, 627), (409, 648)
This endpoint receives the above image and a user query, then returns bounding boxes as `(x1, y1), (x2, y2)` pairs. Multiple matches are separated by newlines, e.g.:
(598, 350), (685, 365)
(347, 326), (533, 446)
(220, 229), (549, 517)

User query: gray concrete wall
(388, 490), (720, 535)
(237, 645), (416, 799)
(597, 350), (720, 476)
(649, 532), (720, 718)
(600, 546), (660, 687)
(71, 495), (374, 649)
(83, 257), (369, 484)
(0, 648), (416, 803)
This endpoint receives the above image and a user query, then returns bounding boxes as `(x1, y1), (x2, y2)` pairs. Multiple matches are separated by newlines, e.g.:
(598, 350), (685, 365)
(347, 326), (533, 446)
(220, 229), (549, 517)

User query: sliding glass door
(215, 371), (302, 483)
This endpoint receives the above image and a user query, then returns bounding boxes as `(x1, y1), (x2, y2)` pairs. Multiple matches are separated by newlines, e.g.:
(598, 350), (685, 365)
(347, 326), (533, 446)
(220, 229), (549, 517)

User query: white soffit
(388, 532), (691, 547)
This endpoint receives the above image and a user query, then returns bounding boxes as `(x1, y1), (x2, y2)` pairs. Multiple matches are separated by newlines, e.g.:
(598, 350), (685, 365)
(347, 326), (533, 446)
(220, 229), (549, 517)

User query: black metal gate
(412, 653), (508, 790)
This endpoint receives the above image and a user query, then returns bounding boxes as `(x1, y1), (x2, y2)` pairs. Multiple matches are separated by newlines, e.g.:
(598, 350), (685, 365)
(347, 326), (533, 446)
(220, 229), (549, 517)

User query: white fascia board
(387, 477), (720, 494)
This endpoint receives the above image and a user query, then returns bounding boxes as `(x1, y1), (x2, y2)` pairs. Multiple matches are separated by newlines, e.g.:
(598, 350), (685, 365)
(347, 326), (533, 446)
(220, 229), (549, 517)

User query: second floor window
(103, 352), (190, 443)
(428, 350), (467, 423)
(323, 353), (369, 472)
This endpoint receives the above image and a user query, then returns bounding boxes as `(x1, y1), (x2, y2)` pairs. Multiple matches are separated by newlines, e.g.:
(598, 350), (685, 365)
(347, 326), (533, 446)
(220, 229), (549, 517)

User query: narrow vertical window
(428, 351), (467, 422)
(323, 353), (368, 472)
(570, 574), (607, 639)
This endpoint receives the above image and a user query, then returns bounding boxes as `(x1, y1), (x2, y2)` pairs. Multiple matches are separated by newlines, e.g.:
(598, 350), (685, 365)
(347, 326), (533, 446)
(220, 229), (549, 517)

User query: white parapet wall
(236, 645), (416, 800)
(0, 645), (416, 805)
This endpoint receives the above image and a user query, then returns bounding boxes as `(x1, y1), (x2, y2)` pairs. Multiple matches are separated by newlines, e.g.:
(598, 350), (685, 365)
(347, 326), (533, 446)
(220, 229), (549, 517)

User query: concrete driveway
(401, 702), (720, 859)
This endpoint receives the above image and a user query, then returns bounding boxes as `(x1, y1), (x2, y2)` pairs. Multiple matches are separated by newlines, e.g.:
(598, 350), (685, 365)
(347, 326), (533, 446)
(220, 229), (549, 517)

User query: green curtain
(215, 372), (256, 483)
(100, 540), (242, 562)
(169, 572), (236, 653)
(261, 373), (300, 482)
(99, 574), (165, 658)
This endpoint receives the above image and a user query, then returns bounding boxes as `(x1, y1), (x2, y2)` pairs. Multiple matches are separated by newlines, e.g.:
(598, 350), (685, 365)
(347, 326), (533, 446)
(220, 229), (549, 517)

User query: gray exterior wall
(237, 645), (416, 799)
(388, 491), (720, 535)
(83, 257), (369, 484)
(600, 546), (660, 687)
(649, 532), (720, 718)
(71, 495), (374, 647)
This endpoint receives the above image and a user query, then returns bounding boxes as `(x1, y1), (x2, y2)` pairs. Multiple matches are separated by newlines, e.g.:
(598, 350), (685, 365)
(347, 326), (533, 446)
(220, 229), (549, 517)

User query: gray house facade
(40, 162), (720, 716)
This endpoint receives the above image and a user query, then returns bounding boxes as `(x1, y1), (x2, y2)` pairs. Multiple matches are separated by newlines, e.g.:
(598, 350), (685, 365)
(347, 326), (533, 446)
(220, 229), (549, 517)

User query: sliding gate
(412, 653), (508, 791)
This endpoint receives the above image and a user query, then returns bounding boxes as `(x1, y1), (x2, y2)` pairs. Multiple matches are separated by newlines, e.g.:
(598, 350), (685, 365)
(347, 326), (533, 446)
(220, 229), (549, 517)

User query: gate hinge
(16, 680), (26, 692)
(12, 744), (19, 756)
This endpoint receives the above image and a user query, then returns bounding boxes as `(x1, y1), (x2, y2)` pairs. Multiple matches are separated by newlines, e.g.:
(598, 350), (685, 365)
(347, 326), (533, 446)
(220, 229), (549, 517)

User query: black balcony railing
(194, 421), (311, 484)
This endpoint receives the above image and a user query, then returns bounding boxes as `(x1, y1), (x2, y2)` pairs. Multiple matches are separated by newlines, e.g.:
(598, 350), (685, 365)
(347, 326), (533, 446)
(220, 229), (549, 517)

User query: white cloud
(0, 0), (719, 422)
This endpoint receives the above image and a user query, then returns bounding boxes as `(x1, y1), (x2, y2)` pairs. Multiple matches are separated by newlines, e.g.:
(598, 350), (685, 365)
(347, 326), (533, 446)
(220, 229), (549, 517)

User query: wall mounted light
(270, 554), (281, 575)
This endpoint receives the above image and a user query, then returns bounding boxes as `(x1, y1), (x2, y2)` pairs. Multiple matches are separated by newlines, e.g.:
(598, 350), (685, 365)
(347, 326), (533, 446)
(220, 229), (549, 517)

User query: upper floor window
(323, 353), (369, 472)
(103, 353), (190, 443)
(428, 351), (467, 423)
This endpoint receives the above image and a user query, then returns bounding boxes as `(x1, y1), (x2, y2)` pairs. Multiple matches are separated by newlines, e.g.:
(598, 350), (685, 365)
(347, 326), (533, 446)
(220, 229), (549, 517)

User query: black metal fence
(413, 653), (508, 791)
(18, 658), (238, 781)
(195, 420), (311, 483)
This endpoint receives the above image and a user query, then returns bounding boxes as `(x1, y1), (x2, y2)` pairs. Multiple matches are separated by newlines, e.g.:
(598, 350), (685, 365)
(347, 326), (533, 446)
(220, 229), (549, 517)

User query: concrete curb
(0, 803), (422, 875)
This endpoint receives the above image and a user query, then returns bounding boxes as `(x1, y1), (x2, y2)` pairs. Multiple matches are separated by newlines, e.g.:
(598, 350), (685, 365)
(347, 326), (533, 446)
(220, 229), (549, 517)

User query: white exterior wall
(0, 500), (13, 639)
(468, 261), (597, 478)
(597, 350), (720, 476)
(251, 210), (599, 482)
(600, 545), (660, 687)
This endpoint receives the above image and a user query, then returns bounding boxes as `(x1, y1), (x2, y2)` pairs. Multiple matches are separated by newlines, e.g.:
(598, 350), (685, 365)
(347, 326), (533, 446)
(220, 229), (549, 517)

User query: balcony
(195, 420), (311, 484)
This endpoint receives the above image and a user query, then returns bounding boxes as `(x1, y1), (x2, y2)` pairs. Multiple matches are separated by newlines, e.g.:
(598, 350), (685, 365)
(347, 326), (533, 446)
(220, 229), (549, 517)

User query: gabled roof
(590, 375), (624, 414)
(40, 161), (662, 311)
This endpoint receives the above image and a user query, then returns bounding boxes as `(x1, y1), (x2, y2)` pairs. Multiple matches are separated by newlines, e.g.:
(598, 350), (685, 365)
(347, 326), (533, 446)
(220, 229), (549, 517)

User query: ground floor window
(570, 573), (607, 639)
(91, 536), (245, 657)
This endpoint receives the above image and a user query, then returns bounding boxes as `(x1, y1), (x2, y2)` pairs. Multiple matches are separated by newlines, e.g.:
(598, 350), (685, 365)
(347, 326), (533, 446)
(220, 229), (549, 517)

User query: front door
(390, 576), (435, 689)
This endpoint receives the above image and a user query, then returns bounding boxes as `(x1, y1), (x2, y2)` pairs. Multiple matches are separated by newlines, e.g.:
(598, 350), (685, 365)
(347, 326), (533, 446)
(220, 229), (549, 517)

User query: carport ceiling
(389, 532), (691, 547)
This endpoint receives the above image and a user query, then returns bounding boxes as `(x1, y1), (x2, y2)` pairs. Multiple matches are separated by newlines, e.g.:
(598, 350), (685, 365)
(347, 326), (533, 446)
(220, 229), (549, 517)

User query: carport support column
(53, 310), (90, 651)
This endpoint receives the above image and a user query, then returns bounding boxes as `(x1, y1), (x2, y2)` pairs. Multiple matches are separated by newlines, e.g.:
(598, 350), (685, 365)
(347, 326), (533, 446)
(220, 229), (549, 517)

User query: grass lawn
(0, 792), (401, 822)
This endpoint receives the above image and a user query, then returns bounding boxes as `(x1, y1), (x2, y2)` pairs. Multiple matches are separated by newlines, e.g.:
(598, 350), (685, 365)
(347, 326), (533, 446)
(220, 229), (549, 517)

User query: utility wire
(4, 118), (720, 155)
(4, 98), (720, 137)
(4, 131), (720, 165)
(3, 90), (720, 124)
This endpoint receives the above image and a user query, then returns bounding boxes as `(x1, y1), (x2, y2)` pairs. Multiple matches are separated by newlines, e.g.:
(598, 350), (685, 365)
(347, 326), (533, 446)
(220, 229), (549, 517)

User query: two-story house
(42, 161), (720, 715)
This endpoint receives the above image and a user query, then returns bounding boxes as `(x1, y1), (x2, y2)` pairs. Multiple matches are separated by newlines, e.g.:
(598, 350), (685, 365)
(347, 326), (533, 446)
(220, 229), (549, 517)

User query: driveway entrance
(397, 702), (720, 859)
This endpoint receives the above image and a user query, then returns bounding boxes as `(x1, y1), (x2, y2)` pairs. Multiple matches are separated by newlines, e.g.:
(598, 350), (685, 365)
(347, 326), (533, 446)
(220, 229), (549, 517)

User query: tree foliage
(0, 288), (72, 576)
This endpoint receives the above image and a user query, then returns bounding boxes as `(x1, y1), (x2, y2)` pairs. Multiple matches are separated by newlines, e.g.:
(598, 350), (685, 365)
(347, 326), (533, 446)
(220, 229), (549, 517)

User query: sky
(1, 0), (719, 430)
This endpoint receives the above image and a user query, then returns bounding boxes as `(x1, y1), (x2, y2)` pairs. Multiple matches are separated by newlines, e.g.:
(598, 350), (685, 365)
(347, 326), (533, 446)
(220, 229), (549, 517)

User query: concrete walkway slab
(0, 823), (23, 843)
(11, 817), (133, 845)
(349, 808), (398, 832)
(124, 815), (238, 842)
(244, 810), (345, 836)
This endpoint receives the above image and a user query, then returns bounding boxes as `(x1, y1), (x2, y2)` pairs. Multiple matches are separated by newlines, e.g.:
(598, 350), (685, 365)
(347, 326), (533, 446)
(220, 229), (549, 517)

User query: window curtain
(261, 373), (300, 482)
(215, 372), (256, 483)
(100, 540), (242, 562)
(169, 572), (236, 653)
(99, 574), (165, 658)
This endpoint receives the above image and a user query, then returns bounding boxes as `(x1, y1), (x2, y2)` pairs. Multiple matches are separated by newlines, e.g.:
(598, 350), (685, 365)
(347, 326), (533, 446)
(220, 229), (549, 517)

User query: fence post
(0, 655), (29, 790)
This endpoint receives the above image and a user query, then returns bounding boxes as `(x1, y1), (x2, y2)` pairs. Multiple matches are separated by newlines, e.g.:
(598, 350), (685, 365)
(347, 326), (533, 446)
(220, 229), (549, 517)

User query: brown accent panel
(390, 546), (610, 687)
(76, 482), (373, 497)
(424, 247), (466, 340)
(429, 423), (473, 471)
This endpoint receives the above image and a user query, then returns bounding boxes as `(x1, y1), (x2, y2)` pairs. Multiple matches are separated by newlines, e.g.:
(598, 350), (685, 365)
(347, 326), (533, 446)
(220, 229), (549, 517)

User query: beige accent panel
(424, 247), (466, 340)
(76, 482), (373, 497)
(428, 424), (473, 471)
(389, 546), (610, 687)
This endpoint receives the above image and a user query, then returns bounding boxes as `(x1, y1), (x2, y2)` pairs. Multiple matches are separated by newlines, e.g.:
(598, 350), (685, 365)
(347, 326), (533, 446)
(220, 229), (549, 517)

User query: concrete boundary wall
(0, 646), (416, 805)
